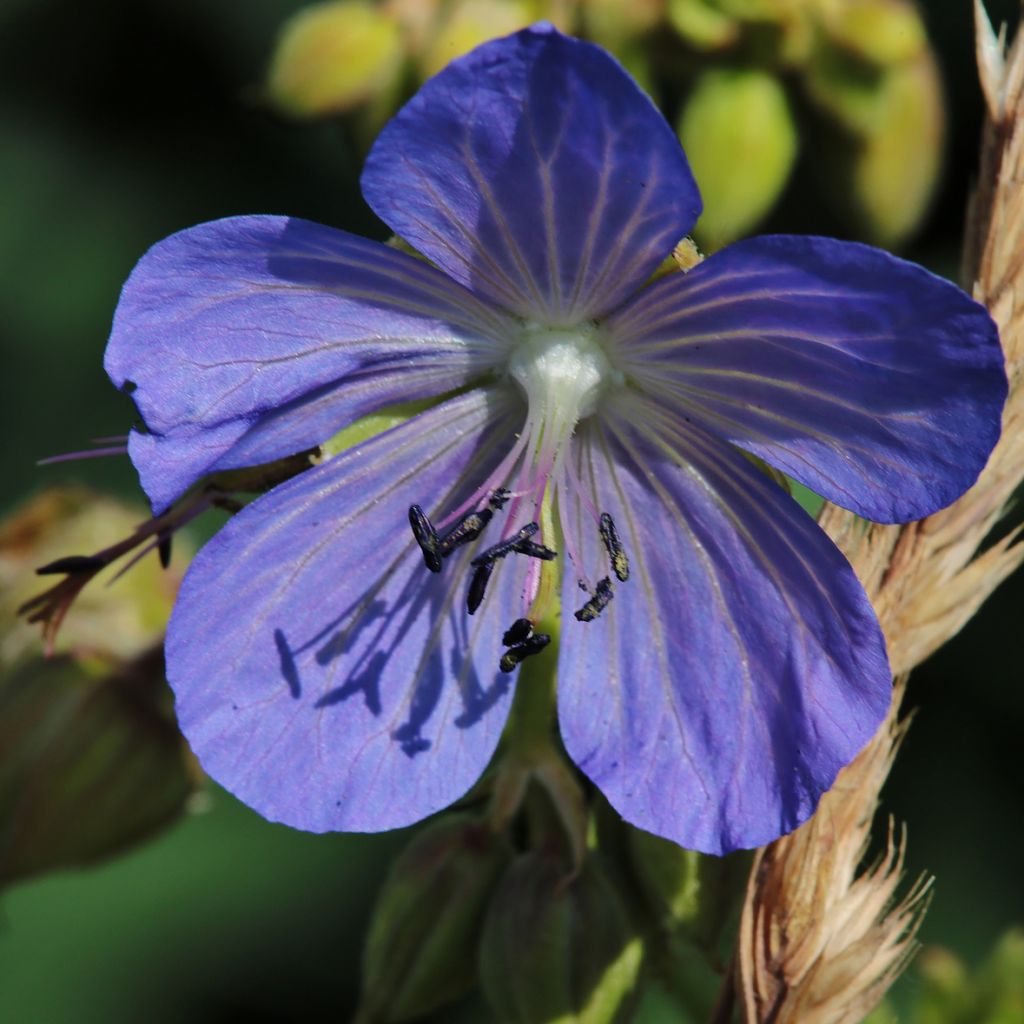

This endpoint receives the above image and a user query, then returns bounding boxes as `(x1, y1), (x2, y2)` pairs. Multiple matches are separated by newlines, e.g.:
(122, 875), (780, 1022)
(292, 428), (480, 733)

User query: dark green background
(1, 1), (1020, 1020)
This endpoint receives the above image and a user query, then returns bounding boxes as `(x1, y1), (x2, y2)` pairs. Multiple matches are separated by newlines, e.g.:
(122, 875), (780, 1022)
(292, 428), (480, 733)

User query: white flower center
(507, 322), (619, 423)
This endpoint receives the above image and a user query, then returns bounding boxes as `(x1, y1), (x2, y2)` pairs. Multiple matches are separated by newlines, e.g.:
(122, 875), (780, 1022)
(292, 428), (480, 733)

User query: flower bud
(479, 851), (643, 1023)
(916, 931), (1024, 1022)
(678, 67), (797, 250)
(666, 0), (740, 51)
(359, 813), (511, 1022)
(820, 0), (926, 67)
(627, 828), (750, 948)
(626, 829), (750, 1018)
(266, 1), (403, 119)
(0, 650), (194, 885)
(815, 53), (943, 246)
(583, 0), (664, 48)
(716, 0), (796, 17)
(419, 0), (533, 80)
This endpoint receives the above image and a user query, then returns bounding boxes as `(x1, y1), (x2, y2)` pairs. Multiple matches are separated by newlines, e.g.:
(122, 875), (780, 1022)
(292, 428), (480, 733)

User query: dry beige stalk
(735, 6), (1024, 1022)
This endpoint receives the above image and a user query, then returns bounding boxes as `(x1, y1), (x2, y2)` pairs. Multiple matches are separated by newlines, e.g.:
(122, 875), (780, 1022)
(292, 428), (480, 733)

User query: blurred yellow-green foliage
(267, 0), (945, 249)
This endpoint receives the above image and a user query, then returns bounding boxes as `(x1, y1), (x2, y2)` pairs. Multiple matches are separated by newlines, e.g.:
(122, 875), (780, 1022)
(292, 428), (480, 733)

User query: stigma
(507, 321), (621, 424)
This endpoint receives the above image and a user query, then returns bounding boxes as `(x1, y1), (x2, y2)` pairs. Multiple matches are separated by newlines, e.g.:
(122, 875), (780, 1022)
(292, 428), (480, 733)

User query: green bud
(419, 0), (533, 80)
(820, 0), (926, 67)
(973, 930), (1024, 1022)
(0, 650), (194, 886)
(359, 813), (512, 1022)
(714, 0), (797, 18)
(666, 0), (740, 51)
(627, 827), (750, 951)
(267, 1), (404, 119)
(387, 0), (444, 55)
(817, 53), (943, 246)
(678, 68), (798, 250)
(583, 0), (664, 47)
(628, 828), (703, 927)
(913, 931), (1024, 1024)
(626, 830), (750, 1019)
(1, 488), (184, 669)
(804, 42), (887, 135)
(479, 852), (643, 1023)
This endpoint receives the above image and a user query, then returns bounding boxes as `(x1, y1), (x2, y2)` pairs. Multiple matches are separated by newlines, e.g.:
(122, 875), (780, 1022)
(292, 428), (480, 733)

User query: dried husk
(735, 6), (1024, 1021)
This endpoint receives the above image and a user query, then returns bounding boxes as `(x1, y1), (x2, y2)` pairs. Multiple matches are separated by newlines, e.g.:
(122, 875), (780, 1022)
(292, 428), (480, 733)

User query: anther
(157, 532), (173, 569)
(574, 577), (614, 622)
(471, 522), (539, 566)
(408, 505), (442, 573)
(36, 554), (107, 576)
(599, 513), (629, 582)
(489, 487), (511, 510)
(502, 617), (533, 646)
(499, 633), (551, 673)
(438, 508), (493, 556)
(515, 539), (557, 561)
(471, 523), (551, 567)
(467, 561), (494, 615)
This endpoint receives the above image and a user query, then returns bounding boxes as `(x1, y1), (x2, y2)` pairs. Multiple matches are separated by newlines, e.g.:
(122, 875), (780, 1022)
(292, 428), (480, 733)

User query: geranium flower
(104, 25), (1005, 854)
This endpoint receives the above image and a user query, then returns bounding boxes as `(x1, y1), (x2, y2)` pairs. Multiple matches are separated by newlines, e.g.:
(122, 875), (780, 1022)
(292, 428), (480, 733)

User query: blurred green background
(1, 1), (1021, 1020)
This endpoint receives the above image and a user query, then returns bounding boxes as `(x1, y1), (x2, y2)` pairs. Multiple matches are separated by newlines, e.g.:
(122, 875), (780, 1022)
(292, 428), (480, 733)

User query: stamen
(498, 633), (551, 673)
(408, 505), (442, 573)
(514, 539), (557, 561)
(502, 617), (533, 646)
(599, 512), (630, 582)
(36, 554), (108, 576)
(489, 487), (512, 510)
(438, 508), (494, 556)
(574, 577), (614, 622)
(21, 483), (227, 653)
(466, 561), (494, 615)
(158, 532), (173, 569)
(471, 523), (549, 567)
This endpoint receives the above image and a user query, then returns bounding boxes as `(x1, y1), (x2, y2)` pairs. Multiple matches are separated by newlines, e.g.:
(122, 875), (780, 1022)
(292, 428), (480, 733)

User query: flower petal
(362, 24), (700, 323)
(608, 235), (1007, 522)
(105, 215), (513, 512)
(556, 397), (891, 854)
(166, 389), (534, 833)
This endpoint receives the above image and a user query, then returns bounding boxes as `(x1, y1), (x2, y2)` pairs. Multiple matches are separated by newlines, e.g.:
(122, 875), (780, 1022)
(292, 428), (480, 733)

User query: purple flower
(104, 25), (1005, 854)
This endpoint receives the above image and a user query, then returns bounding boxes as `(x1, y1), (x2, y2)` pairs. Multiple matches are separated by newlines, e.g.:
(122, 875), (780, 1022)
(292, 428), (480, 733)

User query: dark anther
(599, 512), (629, 582)
(489, 487), (512, 510)
(574, 577), (614, 622)
(514, 539), (557, 562)
(467, 561), (495, 615)
(502, 617), (533, 646)
(499, 633), (551, 673)
(438, 508), (494, 556)
(471, 522), (538, 566)
(408, 505), (442, 573)
(157, 532), (173, 569)
(36, 554), (107, 576)
(471, 522), (557, 567)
